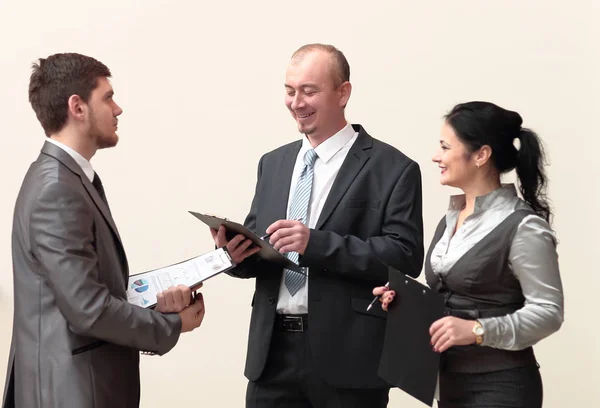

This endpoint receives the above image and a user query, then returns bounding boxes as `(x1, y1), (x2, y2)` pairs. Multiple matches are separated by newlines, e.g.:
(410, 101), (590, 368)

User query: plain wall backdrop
(0, 0), (597, 406)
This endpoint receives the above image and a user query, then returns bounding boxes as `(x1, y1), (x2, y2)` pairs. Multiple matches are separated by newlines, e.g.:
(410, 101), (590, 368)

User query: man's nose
(291, 94), (305, 110)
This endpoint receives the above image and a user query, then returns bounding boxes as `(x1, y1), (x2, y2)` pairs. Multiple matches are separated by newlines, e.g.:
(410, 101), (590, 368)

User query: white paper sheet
(126, 247), (233, 308)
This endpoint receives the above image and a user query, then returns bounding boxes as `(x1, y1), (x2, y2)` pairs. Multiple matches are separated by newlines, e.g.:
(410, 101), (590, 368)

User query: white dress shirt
(47, 138), (95, 182)
(276, 123), (358, 314)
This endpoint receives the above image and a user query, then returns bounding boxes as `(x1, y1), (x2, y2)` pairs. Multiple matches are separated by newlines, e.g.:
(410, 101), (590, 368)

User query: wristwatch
(472, 320), (485, 345)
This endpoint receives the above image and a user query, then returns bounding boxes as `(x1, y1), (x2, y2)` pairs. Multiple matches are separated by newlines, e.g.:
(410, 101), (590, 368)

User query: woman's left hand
(429, 316), (477, 353)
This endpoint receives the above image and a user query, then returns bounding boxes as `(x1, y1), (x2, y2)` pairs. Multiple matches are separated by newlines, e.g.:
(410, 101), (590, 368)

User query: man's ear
(67, 94), (86, 122)
(339, 81), (352, 109)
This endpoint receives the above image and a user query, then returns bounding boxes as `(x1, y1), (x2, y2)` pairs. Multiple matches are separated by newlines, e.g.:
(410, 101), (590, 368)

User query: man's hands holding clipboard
(210, 219), (310, 265)
(211, 226), (261, 264)
(155, 284), (206, 333)
(191, 212), (304, 274)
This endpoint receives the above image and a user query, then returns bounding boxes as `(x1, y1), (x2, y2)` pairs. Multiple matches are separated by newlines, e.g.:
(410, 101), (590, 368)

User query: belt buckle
(282, 315), (304, 332)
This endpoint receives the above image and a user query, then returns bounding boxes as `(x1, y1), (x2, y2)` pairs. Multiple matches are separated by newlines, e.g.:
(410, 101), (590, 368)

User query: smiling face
(284, 50), (350, 141)
(432, 122), (479, 188)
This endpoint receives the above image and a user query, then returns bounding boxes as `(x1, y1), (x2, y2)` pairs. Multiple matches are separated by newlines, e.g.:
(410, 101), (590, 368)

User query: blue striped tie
(284, 149), (318, 296)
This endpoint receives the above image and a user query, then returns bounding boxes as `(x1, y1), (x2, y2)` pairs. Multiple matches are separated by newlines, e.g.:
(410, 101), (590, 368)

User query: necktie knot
(304, 149), (317, 168)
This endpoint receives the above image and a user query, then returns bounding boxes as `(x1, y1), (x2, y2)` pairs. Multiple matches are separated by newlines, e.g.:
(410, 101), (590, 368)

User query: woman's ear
(474, 145), (492, 167)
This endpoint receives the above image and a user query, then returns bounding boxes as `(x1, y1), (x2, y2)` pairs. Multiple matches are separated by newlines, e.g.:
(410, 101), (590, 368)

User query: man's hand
(179, 293), (206, 333)
(155, 284), (199, 313)
(266, 220), (310, 255)
(210, 225), (260, 264)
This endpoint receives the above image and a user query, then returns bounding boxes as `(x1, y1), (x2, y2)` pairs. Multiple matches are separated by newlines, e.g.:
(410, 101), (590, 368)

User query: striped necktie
(284, 149), (318, 296)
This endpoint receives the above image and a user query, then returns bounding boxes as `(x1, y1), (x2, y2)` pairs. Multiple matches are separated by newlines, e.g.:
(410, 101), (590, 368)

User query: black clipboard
(378, 266), (445, 406)
(188, 211), (304, 274)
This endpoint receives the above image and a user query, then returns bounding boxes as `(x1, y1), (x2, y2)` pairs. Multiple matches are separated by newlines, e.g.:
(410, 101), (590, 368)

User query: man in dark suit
(211, 44), (424, 407)
(3, 53), (206, 408)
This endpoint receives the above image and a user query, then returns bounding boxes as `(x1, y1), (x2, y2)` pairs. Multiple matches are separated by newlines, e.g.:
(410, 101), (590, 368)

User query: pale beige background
(0, 0), (597, 406)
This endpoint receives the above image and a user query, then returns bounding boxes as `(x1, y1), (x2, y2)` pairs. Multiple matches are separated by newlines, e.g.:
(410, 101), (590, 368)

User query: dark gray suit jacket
(230, 125), (424, 389)
(3, 142), (181, 408)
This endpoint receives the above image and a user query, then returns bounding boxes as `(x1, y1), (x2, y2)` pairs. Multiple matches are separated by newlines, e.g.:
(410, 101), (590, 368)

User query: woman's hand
(372, 286), (396, 311)
(429, 316), (477, 352)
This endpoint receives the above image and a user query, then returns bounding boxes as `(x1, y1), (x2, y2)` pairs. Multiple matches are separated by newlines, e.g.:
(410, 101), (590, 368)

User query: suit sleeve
(226, 155), (266, 279)
(302, 161), (424, 282)
(30, 181), (181, 355)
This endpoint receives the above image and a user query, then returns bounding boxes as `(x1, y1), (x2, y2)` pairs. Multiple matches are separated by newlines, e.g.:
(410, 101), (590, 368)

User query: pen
(366, 282), (389, 311)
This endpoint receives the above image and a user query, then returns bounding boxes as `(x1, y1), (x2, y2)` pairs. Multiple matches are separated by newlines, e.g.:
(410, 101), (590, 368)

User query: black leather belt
(444, 306), (518, 319)
(275, 314), (308, 332)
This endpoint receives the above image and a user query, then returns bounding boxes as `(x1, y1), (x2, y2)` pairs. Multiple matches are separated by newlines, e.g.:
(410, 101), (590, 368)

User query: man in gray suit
(2, 53), (205, 408)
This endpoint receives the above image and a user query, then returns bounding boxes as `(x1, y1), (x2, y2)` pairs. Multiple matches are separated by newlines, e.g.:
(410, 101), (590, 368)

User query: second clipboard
(188, 211), (304, 274)
(378, 266), (445, 406)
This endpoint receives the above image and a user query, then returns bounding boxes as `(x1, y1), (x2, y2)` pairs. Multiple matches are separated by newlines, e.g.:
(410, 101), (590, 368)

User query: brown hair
(28, 53), (111, 136)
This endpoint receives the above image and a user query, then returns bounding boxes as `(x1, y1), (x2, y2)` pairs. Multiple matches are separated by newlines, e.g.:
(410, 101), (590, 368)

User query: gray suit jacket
(3, 142), (181, 408)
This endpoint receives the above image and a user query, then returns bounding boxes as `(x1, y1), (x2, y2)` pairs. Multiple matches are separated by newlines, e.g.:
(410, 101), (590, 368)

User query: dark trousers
(246, 316), (389, 408)
(438, 365), (543, 408)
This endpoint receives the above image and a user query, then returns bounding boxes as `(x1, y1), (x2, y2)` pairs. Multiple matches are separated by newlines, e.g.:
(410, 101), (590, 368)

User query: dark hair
(291, 43), (350, 87)
(445, 101), (552, 223)
(28, 53), (111, 136)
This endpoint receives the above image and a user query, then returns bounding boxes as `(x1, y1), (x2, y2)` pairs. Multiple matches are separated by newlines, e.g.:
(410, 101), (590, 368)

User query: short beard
(89, 108), (118, 149)
(298, 124), (316, 136)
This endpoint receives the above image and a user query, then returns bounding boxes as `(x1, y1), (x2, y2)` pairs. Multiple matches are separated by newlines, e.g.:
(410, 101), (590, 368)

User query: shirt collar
(448, 184), (518, 213)
(47, 138), (95, 182)
(300, 123), (356, 164)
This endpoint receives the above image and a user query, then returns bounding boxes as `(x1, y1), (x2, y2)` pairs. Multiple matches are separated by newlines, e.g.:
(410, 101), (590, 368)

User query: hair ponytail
(515, 128), (552, 223)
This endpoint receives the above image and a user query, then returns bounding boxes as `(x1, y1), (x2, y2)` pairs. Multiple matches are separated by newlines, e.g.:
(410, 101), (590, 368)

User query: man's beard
(298, 123), (316, 135)
(89, 111), (118, 149)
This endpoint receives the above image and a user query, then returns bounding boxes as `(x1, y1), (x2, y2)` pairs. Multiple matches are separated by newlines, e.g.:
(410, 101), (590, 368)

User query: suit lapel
(272, 141), (302, 222)
(315, 125), (372, 230)
(80, 177), (130, 278)
(41, 142), (129, 278)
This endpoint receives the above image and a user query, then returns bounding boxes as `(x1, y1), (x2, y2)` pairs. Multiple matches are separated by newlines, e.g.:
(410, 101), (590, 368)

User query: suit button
(268, 297), (275, 305)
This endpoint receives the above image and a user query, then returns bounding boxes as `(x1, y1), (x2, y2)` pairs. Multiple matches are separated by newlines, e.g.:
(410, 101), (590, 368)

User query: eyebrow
(440, 140), (451, 147)
(284, 83), (320, 90)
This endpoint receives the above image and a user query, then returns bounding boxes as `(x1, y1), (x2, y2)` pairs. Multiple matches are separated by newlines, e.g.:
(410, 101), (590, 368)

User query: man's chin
(297, 124), (316, 135)
(97, 134), (119, 149)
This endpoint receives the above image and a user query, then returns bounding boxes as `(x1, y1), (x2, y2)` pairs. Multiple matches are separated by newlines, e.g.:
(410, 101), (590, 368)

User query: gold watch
(472, 320), (484, 345)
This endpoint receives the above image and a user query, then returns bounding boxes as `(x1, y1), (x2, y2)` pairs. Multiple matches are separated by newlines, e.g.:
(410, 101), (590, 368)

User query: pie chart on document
(131, 279), (150, 293)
